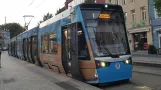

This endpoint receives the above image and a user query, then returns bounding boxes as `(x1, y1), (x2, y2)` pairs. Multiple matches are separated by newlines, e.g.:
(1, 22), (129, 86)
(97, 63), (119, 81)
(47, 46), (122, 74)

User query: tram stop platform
(0, 52), (101, 90)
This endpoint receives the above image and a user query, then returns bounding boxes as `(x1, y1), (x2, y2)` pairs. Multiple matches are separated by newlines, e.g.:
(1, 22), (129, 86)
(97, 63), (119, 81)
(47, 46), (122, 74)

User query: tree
(153, 0), (161, 17)
(55, 8), (65, 15)
(2, 23), (25, 38)
(43, 12), (53, 22)
(85, 0), (95, 3)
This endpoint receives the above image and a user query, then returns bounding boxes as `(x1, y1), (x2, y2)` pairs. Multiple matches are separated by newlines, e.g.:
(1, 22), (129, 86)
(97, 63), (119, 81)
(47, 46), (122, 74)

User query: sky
(0, 0), (65, 29)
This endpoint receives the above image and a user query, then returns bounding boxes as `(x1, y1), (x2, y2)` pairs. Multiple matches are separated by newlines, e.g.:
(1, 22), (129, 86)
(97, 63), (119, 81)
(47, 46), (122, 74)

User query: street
(1, 0), (161, 90)
(1, 52), (161, 90)
(102, 67), (161, 90)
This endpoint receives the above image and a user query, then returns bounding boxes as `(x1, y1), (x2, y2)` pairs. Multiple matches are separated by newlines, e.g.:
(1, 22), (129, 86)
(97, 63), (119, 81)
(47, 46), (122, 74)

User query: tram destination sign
(99, 13), (110, 19)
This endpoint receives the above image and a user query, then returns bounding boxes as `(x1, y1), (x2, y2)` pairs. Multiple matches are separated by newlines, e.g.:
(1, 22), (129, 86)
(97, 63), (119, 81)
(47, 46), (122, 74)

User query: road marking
(136, 86), (153, 90)
(27, 63), (36, 67)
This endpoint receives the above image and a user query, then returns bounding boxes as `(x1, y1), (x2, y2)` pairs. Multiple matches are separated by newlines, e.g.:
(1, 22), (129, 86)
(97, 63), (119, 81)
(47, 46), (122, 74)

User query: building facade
(105, 0), (153, 51)
(64, 0), (106, 10)
(149, 0), (161, 49)
(0, 28), (10, 48)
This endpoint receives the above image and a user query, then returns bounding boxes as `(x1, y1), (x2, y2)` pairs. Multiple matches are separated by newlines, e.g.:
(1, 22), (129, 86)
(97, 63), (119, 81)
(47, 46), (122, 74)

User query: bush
(148, 45), (157, 54)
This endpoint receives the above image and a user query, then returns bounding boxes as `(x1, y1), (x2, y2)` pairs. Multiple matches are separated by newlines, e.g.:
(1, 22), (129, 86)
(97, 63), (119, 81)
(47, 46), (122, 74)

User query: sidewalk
(132, 51), (161, 68)
(132, 50), (161, 57)
(0, 52), (101, 90)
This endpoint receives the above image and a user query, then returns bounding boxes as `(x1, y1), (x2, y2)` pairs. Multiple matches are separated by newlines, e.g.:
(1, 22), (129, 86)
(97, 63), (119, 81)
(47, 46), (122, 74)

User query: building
(0, 26), (10, 49)
(149, 0), (161, 49)
(105, 0), (153, 51)
(64, 0), (106, 10)
(0, 27), (4, 47)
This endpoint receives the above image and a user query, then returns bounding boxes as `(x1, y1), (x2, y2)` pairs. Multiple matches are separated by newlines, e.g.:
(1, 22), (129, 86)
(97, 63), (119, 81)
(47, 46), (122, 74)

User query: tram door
(62, 23), (83, 81)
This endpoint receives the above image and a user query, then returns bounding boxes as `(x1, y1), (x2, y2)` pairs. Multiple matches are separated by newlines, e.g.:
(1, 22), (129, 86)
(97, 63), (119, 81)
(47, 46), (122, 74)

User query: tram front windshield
(82, 10), (129, 57)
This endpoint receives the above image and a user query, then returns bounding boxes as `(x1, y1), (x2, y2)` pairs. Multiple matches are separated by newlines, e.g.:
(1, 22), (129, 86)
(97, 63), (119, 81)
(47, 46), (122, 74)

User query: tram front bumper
(96, 62), (132, 83)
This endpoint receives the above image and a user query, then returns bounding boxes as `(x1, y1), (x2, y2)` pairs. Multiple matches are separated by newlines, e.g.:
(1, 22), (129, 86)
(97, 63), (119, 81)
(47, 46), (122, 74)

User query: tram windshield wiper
(111, 15), (128, 55)
(84, 19), (118, 57)
(93, 29), (118, 58)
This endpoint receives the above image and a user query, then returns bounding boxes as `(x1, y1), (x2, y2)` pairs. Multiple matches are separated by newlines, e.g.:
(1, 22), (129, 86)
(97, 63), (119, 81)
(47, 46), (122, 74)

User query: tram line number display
(99, 13), (110, 19)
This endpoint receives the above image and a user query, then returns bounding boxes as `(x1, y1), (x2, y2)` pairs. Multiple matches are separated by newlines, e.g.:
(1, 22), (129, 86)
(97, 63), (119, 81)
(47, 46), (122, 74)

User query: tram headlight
(124, 59), (132, 64)
(101, 62), (106, 67)
(95, 61), (110, 68)
(125, 60), (129, 64)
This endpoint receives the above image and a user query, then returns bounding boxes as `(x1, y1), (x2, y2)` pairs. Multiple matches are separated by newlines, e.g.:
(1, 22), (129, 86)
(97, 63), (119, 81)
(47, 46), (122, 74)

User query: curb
(132, 54), (161, 58)
(133, 62), (161, 68)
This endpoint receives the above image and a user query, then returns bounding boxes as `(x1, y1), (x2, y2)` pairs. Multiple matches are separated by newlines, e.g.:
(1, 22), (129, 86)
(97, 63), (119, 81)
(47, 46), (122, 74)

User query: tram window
(24, 39), (26, 53)
(78, 23), (90, 60)
(49, 33), (58, 54)
(32, 37), (37, 55)
(28, 38), (31, 53)
(41, 35), (49, 53)
(25, 39), (28, 53)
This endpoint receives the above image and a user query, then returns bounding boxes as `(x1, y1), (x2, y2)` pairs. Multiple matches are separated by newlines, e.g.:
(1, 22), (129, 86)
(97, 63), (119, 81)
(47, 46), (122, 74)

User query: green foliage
(1, 23), (25, 38)
(43, 12), (53, 22)
(55, 8), (65, 15)
(153, 0), (161, 17)
(85, 0), (95, 3)
(132, 21), (146, 28)
(148, 45), (157, 54)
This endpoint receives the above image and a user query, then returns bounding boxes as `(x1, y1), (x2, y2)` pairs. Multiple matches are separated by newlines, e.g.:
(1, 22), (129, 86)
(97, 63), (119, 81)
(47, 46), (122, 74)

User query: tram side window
(78, 23), (90, 60)
(32, 37), (37, 55)
(41, 35), (49, 53)
(24, 39), (27, 53)
(49, 33), (58, 54)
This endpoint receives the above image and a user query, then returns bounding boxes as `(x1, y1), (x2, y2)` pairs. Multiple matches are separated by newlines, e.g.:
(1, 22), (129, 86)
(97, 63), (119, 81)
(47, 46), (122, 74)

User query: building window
(141, 6), (146, 20)
(131, 10), (136, 23)
(115, 0), (119, 4)
(49, 33), (58, 54)
(122, 0), (126, 5)
(108, 0), (112, 2)
(133, 32), (147, 50)
(42, 35), (48, 53)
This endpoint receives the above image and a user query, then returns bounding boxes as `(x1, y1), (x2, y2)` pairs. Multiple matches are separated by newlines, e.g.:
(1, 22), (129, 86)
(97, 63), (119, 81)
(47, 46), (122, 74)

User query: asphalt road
(1, 52), (161, 90)
(102, 66), (161, 90)
(102, 71), (161, 90)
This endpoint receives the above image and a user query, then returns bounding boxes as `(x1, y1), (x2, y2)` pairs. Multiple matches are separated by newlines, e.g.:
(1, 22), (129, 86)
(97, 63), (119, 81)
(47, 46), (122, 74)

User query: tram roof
(39, 7), (71, 28)
(39, 3), (122, 28)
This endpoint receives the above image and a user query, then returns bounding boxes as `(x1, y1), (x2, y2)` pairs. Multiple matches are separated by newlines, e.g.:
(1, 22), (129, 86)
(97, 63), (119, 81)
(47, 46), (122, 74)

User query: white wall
(71, 0), (85, 7)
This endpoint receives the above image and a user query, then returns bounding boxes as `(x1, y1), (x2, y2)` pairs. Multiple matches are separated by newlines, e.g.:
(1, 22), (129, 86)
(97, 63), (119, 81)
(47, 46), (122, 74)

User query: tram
(8, 3), (132, 84)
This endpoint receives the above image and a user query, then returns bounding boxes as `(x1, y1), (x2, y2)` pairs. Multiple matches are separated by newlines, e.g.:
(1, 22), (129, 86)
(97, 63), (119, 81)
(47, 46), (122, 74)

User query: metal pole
(0, 52), (1, 68)
(0, 44), (1, 68)
(5, 16), (6, 24)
